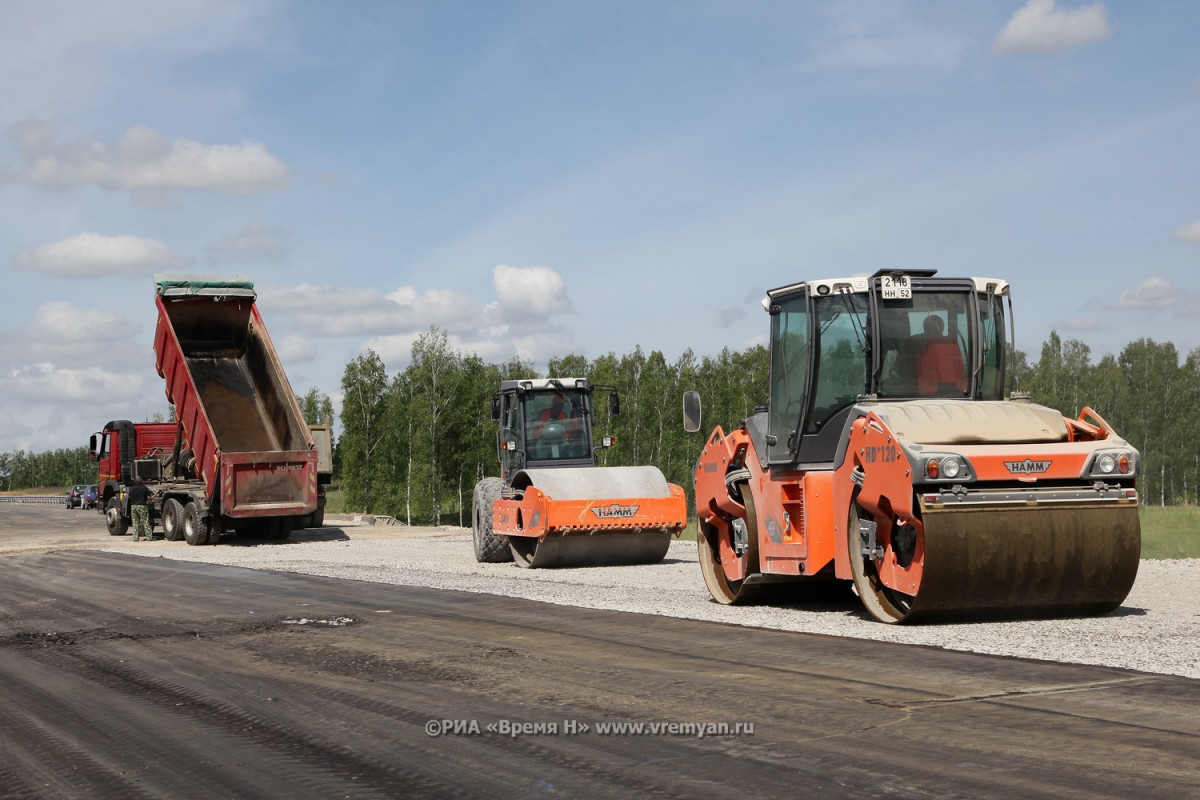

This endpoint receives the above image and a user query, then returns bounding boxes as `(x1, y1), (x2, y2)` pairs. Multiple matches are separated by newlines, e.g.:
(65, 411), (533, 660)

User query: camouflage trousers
(131, 505), (152, 541)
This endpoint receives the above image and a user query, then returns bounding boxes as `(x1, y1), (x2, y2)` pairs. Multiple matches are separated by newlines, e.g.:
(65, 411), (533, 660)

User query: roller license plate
(879, 274), (912, 299)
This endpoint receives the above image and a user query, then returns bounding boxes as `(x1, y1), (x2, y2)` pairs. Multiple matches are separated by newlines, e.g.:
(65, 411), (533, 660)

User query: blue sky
(1, 0), (1198, 453)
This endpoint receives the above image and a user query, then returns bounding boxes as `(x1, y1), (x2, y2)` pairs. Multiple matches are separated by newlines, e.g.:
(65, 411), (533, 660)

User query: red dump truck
(89, 275), (324, 544)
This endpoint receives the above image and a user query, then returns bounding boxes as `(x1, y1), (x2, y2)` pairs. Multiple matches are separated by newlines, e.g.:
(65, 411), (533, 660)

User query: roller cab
(687, 270), (1141, 623)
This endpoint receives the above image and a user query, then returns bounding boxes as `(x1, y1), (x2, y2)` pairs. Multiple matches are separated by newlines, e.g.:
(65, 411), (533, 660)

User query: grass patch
(1140, 505), (1200, 559)
(325, 487), (346, 514)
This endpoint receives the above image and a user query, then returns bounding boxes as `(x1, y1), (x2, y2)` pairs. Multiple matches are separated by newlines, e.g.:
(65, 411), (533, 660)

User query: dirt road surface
(1, 504), (1198, 799)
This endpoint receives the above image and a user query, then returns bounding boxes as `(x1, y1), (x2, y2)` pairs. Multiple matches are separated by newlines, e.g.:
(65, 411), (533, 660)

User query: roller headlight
(923, 453), (972, 482)
(1087, 450), (1137, 478)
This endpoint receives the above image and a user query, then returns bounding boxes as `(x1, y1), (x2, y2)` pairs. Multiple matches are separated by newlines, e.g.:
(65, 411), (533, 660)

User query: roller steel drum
(856, 502), (1141, 623)
(507, 466), (677, 568)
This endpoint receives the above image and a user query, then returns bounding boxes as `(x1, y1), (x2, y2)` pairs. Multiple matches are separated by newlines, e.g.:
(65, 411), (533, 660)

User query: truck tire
(472, 478), (512, 563)
(161, 498), (184, 541)
(183, 502), (212, 546)
(105, 497), (129, 536)
(254, 518), (280, 539)
(275, 517), (293, 541)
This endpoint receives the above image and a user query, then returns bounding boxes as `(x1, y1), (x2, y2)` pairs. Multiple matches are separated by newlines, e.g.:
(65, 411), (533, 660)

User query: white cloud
(207, 220), (291, 265)
(13, 232), (191, 278)
(492, 264), (572, 320)
(1173, 219), (1200, 244)
(274, 334), (317, 364)
(26, 303), (139, 345)
(264, 265), (573, 340)
(4, 362), (145, 404)
(1112, 278), (1200, 316)
(1, 121), (290, 196)
(288, 286), (479, 337)
(992, 0), (1112, 56)
(260, 266), (578, 371)
(386, 286), (480, 323)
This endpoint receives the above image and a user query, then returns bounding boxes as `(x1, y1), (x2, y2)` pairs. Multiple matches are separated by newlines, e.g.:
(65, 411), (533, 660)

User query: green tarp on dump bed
(153, 274), (255, 297)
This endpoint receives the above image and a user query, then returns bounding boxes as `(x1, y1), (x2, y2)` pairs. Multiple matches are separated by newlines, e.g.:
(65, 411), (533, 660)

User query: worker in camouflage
(128, 477), (153, 541)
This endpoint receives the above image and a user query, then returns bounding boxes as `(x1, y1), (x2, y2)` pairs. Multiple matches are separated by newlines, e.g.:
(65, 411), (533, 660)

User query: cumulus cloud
(264, 264), (573, 340)
(1173, 219), (1200, 244)
(1112, 278), (1200, 316)
(992, 0), (1112, 56)
(259, 265), (577, 368)
(0, 121), (290, 196)
(207, 220), (290, 265)
(12, 232), (191, 278)
(492, 264), (571, 320)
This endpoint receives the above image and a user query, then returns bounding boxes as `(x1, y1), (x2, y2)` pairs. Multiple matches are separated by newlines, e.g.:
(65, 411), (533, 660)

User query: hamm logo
(592, 504), (639, 519)
(1005, 459), (1052, 475)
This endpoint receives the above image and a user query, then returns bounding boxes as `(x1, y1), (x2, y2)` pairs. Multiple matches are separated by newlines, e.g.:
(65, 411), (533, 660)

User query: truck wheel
(275, 517), (293, 542)
(254, 518), (281, 539)
(311, 508), (325, 528)
(161, 498), (184, 541)
(183, 502), (212, 546)
(105, 497), (129, 536)
(472, 478), (512, 563)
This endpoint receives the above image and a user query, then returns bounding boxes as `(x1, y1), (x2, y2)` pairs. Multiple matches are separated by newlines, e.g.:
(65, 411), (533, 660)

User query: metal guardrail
(0, 495), (67, 505)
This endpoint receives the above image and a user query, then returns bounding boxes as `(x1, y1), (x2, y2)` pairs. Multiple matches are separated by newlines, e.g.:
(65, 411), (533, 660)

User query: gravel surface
(104, 522), (1200, 680)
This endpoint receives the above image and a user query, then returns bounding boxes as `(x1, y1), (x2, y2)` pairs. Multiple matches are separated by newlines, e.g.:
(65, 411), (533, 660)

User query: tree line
(4, 328), (1196, 513)
(335, 327), (1200, 521)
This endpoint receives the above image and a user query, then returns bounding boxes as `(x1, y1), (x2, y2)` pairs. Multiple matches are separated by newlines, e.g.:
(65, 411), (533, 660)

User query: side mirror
(608, 392), (620, 417)
(490, 397), (501, 421)
(683, 391), (702, 433)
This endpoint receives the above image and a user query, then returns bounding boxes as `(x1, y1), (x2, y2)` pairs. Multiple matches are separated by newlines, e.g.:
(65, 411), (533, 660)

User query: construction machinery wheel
(105, 497), (129, 536)
(697, 482), (763, 604)
(472, 478), (512, 563)
(161, 498), (184, 541)
(848, 500), (914, 623)
(183, 502), (212, 546)
(849, 498), (1142, 624)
